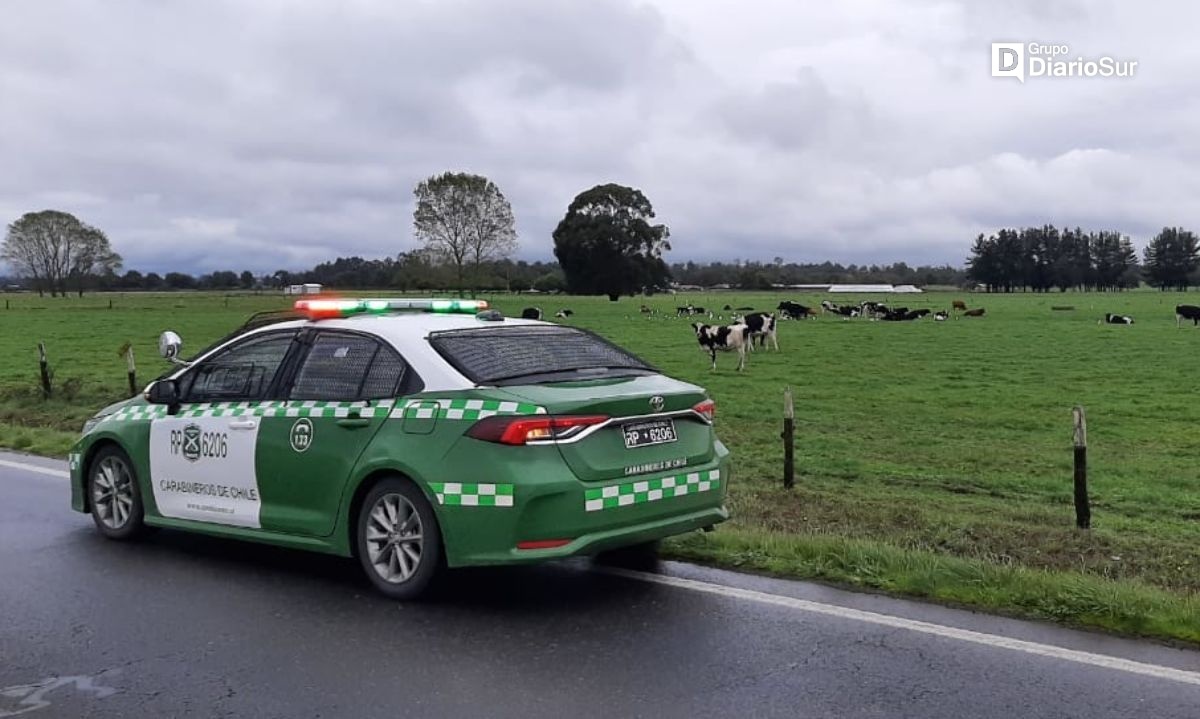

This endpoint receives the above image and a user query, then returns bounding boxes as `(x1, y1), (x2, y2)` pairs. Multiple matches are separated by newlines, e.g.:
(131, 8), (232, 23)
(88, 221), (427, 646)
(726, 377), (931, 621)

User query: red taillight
(466, 415), (609, 445)
(516, 539), (573, 550)
(692, 399), (715, 422)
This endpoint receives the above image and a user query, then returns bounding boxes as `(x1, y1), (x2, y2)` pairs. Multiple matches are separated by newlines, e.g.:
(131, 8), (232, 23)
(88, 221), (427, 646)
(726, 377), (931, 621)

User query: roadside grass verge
(663, 529), (1200, 645)
(0, 422), (78, 457)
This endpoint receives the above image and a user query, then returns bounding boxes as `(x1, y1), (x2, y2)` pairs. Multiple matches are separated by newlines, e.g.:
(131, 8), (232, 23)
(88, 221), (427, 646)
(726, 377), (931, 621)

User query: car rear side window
(428, 326), (653, 385)
(290, 333), (408, 401)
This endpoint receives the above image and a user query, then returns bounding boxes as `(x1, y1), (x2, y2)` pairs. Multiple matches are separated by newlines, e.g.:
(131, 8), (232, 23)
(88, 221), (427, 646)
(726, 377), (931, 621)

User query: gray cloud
(1, 0), (1198, 273)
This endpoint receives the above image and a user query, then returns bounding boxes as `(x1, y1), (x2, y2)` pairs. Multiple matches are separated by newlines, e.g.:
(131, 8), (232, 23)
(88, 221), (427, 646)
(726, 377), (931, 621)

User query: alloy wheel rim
(365, 493), (423, 584)
(92, 457), (134, 529)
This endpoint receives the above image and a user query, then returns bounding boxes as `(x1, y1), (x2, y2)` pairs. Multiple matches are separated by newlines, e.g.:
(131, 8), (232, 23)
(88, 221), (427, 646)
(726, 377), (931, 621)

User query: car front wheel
(356, 478), (443, 600)
(88, 445), (147, 540)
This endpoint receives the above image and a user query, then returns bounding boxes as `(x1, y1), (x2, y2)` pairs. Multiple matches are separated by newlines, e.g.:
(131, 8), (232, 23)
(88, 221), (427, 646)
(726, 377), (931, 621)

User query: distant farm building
(773, 284), (924, 294)
(284, 283), (323, 295)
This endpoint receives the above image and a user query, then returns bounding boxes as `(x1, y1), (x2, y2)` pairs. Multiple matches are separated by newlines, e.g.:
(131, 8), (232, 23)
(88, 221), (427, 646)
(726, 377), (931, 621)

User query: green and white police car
(69, 298), (730, 598)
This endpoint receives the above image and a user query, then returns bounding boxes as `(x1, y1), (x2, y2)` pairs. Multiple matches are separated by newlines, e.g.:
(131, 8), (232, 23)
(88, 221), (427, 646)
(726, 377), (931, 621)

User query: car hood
(89, 396), (145, 420)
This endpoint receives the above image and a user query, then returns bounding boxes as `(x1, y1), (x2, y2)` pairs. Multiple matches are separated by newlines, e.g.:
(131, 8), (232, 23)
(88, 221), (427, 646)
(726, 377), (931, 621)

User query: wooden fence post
(125, 345), (138, 397)
(1073, 406), (1091, 529)
(782, 386), (795, 489)
(38, 342), (52, 398)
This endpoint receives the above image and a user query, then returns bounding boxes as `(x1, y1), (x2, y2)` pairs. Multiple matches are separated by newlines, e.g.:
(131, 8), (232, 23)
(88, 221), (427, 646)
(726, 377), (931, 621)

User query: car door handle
(336, 418), (372, 429)
(228, 420), (258, 430)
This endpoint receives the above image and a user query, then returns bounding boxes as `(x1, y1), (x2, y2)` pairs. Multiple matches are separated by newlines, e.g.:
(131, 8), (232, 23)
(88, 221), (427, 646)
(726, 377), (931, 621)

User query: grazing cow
(820, 300), (838, 313)
(722, 304), (733, 311)
(912, 309), (931, 318)
(1101, 313), (1134, 325)
(640, 305), (653, 314)
(880, 309), (917, 321)
(521, 307), (543, 320)
(676, 305), (693, 316)
(733, 312), (779, 351)
(1176, 305), (1200, 327)
(889, 307), (909, 316)
(952, 300), (968, 311)
(777, 301), (816, 320)
(555, 309), (574, 318)
(834, 305), (859, 319)
(962, 308), (985, 318)
(692, 322), (750, 371)
(933, 310), (949, 321)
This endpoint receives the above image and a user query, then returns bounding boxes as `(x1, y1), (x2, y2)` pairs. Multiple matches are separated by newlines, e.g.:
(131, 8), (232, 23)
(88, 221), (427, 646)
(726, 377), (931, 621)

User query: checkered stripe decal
(584, 470), (721, 512)
(185, 400), (396, 419)
(428, 482), (515, 507)
(96, 397), (543, 424)
(101, 400), (397, 423)
(394, 398), (547, 421)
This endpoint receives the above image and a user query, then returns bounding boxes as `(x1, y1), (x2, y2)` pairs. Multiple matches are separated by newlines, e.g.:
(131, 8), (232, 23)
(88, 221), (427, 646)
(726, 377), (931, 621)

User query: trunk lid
(503, 375), (714, 482)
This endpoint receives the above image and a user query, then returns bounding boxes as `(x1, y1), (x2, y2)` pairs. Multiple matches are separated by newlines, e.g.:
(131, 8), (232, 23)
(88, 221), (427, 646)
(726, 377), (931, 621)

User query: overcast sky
(2, 0), (1198, 273)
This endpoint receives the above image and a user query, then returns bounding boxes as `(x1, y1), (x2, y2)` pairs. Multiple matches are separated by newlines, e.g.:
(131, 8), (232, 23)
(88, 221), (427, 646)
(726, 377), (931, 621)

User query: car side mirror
(159, 331), (185, 364)
(146, 379), (181, 413)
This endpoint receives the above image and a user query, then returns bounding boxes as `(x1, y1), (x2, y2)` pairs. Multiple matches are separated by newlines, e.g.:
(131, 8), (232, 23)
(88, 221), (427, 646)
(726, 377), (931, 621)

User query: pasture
(2, 289), (1198, 639)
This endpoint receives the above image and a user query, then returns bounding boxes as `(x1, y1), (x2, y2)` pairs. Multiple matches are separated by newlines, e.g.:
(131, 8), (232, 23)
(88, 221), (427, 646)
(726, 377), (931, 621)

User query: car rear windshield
(428, 326), (655, 385)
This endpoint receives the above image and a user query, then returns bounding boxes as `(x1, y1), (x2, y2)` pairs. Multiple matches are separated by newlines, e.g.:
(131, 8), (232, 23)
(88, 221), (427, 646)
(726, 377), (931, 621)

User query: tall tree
(1, 210), (121, 296)
(552, 184), (671, 301)
(1143, 227), (1199, 291)
(412, 172), (517, 288)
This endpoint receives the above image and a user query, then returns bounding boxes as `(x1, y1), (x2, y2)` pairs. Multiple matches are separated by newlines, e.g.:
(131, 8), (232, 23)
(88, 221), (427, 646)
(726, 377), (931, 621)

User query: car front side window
(180, 332), (298, 403)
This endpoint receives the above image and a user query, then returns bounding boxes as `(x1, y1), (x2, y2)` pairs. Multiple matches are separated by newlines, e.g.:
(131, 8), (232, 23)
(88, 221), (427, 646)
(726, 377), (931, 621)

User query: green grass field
(2, 289), (1198, 640)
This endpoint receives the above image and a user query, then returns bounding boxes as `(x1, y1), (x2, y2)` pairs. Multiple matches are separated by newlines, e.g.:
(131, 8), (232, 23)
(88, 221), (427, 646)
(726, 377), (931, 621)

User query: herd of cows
(517, 300), (1200, 372)
(681, 300), (1200, 371)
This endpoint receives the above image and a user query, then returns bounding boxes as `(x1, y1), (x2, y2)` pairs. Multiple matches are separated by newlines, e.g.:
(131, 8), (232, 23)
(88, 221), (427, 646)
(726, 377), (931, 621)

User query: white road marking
(601, 566), (1200, 688)
(0, 458), (68, 480)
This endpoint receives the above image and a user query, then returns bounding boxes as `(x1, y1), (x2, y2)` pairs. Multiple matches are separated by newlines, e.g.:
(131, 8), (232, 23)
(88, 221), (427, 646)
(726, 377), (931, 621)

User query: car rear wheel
(356, 478), (442, 600)
(88, 445), (147, 540)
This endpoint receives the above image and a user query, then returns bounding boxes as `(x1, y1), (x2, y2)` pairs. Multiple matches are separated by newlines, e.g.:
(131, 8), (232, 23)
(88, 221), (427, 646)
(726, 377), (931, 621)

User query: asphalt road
(2, 452), (1199, 719)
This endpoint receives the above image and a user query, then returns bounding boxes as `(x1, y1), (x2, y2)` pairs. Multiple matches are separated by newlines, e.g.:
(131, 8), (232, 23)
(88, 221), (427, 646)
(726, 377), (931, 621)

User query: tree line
(965, 225), (1199, 292)
(7, 181), (1200, 296)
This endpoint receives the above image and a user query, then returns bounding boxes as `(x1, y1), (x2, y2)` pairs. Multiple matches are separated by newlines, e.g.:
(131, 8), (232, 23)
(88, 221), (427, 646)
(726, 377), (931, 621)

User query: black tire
(355, 478), (443, 600)
(87, 445), (147, 540)
(593, 539), (662, 570)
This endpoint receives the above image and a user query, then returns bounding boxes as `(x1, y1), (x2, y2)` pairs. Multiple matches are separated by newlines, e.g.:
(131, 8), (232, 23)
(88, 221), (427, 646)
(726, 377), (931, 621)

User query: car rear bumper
(450, 504), (730, 566)
(432, 441), (732, 567)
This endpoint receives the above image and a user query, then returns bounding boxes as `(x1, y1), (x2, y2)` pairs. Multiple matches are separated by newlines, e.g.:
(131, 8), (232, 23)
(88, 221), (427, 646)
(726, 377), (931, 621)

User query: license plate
(622, 419), (677, 449)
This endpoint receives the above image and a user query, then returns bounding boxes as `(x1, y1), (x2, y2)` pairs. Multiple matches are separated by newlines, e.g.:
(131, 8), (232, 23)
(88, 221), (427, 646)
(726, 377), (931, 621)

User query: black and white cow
(1176, 305), (1200, 327)
(933, 310), (949, 322)
(820, 300), (838, 313)
(777, 301), (815, 320)
(555, 309), (574, 318)
(692, 322), (750, 371)
(521, 307), (543, 320)
(1101, 313), (1134, 325)
(834, 305), (860, 319)
(860, 301), (885, 317)
(733, 312), (779, 351)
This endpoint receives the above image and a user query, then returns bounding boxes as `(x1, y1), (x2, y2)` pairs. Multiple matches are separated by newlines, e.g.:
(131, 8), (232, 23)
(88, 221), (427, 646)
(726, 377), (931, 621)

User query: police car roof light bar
(293, 298), (489, 319)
